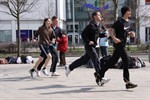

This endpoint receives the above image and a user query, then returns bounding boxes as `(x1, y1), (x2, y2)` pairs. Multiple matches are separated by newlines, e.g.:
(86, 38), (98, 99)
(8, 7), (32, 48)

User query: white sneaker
(65, 66), (70, 77)
(51, 72), (60, 76)
(42, 69), (49, 76)
(100, 77), (111, 86)
(37, 70), (41, 77)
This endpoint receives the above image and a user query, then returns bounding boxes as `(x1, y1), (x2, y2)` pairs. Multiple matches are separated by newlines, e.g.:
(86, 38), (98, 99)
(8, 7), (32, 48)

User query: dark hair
(52, 16), (58, 21)
(92, 11), (100, 19)
(62, 30), (66, 34)
(101, 26), (106, 31)
(58, 30), (66, 38)
(121, 6), (131, 16)
(43, 18), (50, 26)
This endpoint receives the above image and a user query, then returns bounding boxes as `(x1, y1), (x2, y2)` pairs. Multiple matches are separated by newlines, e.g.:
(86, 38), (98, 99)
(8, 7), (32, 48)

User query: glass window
(0, 30), (12, 43)
(145, 27), (150, 42)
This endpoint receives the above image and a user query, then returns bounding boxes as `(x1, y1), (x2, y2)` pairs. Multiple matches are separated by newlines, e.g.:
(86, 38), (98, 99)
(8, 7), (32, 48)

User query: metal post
(72, 0), (75, 48)
(149, 43), (150, 63)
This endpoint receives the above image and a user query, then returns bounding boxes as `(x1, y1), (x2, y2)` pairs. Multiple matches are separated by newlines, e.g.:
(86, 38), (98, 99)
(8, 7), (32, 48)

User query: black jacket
(81, 20), (105, 47)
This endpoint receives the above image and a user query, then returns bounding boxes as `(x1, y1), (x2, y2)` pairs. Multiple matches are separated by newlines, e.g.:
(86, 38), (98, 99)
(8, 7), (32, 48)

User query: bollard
(149, 43), (150, 63)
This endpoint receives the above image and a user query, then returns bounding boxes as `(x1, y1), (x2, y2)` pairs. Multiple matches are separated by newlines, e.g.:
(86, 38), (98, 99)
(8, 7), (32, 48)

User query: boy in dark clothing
(65, 11), (110, 85)
(95, 6), (137, 89)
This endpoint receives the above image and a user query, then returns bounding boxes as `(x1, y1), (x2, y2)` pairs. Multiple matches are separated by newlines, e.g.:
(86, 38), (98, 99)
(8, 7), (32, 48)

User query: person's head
(52, 16), (59, 26)
(43, 18), (52, 28)
(58, 30), (66, 38)
(92, 11), (103, 22)
(121, 6), (131, 17)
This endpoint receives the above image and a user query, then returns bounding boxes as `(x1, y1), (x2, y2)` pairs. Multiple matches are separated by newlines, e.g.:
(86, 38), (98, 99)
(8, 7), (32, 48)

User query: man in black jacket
(65, 11), (110, 85)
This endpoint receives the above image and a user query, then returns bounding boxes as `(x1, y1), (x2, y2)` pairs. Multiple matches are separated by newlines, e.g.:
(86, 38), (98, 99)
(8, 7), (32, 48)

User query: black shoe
(29, 69), (35, 78)
(94, 72), (101, 85)
(126, 82), (138, 89)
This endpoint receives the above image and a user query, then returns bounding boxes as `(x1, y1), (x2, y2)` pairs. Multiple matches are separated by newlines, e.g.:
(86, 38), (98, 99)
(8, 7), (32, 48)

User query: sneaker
(94, 72), (110, 86)
(42, 69), (49, 76)
(100, 77), (111, 86)
(29, 69), (35, 78)
(57, 64), (63, 67)
(94, 72), (102, 85)
(126, 82), (138, 89)
(51, 72), (60, 76)
(37, 70), (41, 77)
(65, 65), (71, 77)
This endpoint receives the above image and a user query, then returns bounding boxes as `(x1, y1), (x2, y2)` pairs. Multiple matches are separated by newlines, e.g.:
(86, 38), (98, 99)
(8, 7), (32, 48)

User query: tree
(113, 0), (119, 21)
(42, 0), (55, 18)
(0, 0), (39, 57)
(128, 0), (150, 46)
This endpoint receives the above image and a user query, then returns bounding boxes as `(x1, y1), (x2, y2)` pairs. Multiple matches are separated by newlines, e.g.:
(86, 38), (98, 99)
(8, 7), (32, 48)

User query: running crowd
(29, 6), (138, 89)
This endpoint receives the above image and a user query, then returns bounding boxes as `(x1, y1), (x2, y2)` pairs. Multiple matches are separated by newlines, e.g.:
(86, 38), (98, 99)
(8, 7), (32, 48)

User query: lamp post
(148, 42), (150, 63)
(72, 0), (75, 49)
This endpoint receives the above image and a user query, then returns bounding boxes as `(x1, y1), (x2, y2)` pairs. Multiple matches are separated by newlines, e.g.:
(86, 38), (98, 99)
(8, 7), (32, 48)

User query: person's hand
(114, 38), (121, 44)
(105, 34), (109, 38)
(32, 39), (37, 43)
(128, 31), (135, 38)
(89, 41), (94, 45)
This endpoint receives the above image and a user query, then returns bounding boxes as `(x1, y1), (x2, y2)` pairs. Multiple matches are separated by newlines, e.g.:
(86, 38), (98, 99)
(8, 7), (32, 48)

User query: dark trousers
(59, 51), (66, 66)
(37, 57), (46, 71)
(49, 45), (58, 72)
(69, 44), (101, 73)
(37, 45), (58, 73)
(100, 46), (108, 57)
(99, 46), (130, 82)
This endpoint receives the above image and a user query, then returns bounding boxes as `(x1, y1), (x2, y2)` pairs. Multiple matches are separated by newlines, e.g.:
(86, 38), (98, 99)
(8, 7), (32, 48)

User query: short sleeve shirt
(111, 18), (133, 47)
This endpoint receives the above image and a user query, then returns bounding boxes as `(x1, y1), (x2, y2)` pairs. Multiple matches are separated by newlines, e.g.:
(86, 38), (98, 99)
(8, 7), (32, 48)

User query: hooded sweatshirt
(81, 20), (105, 47)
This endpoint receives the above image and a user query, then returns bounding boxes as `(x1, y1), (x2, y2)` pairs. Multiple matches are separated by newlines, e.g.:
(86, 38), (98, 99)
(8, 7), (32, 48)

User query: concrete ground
(0, 54), (150, 100)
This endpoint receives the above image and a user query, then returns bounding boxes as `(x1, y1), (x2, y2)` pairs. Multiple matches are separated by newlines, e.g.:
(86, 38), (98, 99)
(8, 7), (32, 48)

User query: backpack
(21, 55), (27, 63)
(100, 55), (112, 68)
(5, 57), (17, 64)
(118, 56), (146, 69)
(0, 59), (8, 64)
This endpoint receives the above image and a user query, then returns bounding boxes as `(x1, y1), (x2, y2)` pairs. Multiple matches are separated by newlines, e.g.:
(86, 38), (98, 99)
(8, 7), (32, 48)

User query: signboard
(83, 3), (109, 11)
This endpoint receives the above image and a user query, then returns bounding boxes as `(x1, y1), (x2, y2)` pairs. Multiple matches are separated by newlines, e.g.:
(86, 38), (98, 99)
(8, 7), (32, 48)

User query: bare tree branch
(42, 0), (55, 18)
(0, 0), (39, 57)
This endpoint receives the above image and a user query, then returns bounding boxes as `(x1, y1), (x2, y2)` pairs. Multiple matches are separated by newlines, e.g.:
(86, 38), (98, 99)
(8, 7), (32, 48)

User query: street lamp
(72, 0), (75, 49)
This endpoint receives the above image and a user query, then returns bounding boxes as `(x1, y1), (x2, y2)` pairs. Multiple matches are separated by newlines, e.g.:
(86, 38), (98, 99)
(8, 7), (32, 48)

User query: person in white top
(99, 26), (109, 57)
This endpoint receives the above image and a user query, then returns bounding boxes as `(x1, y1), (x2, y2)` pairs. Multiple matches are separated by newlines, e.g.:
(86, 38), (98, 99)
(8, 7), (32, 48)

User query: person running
(29, 18), (55, 77)
(99, 26), (109, 57)
(95, 6), (138, 89)
(37, 16), (61, 76)
(65, 11), (110, 85)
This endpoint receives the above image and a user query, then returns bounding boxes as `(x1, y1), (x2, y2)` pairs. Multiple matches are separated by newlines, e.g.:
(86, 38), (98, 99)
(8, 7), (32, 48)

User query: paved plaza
(0, 54), (150, 100)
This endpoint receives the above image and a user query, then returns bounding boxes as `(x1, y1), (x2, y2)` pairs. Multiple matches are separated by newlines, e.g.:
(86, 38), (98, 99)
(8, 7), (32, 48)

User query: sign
(83, 3), (109, 11)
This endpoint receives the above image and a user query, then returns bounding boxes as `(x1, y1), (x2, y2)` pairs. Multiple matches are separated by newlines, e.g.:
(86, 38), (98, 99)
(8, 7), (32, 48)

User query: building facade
(65, 0), (131, 44)
(138, 0), (150, 44)
(0, 0), (66, 43)
(0, 0), (149, 44)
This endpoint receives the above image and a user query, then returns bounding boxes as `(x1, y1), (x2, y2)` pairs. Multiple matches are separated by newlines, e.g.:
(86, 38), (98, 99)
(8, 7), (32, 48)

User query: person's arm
(109, 28), (121, 44)
(50, 30), (56, 44)
(81, 26), (91, 45)
(128, 31), (135, 38)
(32, 27), (41, 42)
